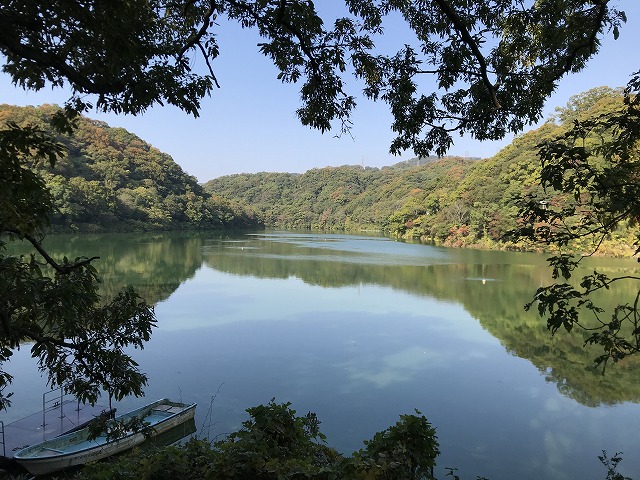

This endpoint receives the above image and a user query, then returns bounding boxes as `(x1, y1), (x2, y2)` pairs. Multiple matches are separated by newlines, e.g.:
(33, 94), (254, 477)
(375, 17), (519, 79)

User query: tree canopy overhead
(0, 0), (628, 156)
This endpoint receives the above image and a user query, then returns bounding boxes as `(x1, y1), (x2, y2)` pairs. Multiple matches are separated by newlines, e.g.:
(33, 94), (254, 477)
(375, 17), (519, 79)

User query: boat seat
(152, 405), (183, 414)
(43, 447), (65, 454)
(152, 404), (173, 412)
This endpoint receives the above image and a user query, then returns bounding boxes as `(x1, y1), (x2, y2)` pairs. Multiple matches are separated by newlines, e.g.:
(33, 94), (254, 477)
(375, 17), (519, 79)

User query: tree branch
(4, 229), (99, 274)
(0, 28), (126, 95)
(551, 0), (610, 82)
(160, 1), (221, 86)
(432, 0), (501, 109)
(16, 325), (84, 350)
(197, 42), (221, 88)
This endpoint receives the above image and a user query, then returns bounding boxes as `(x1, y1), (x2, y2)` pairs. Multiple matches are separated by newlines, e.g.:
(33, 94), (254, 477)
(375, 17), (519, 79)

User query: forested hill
(201, 141), (550, 248)
(1, 104), (261, 232)
(203, 87), (637, 253)
(203, 157), (479, 236)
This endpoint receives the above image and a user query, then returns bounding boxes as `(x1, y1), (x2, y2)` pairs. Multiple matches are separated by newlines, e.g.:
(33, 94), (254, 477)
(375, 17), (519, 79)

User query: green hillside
(203, 157), (479, 235)
(204, 88), (637, 254)
(0, 104), (262, 232)
(202, 152), (532, 246)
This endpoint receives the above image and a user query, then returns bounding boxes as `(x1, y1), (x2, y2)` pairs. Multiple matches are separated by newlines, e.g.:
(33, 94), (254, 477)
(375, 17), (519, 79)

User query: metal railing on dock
(0, 420), (5, 458)
(42, 384), (80, 431)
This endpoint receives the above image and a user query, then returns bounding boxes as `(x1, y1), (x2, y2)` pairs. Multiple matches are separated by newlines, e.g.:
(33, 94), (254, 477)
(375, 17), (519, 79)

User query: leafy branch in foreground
(0, 118), (156, 411)
(510, 77), (640, 371)
(0, 1), (628, 157)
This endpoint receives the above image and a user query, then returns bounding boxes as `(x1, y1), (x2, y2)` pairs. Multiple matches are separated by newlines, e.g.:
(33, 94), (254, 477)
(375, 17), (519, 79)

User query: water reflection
(5, 231), (640, 480)
(347, 345), (445, 388)
(6, 233), (204, 304)
(201, 232), (640, 407)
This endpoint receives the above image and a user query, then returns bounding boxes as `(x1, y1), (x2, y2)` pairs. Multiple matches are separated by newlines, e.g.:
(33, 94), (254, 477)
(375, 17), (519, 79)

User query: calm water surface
(5, 232), (640, 479)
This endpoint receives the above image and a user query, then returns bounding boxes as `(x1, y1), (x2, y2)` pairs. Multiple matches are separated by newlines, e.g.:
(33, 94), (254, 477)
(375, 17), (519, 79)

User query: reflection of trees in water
(15, 232), (640, 406)
(15, 233), (206, 305)
(462, 267), (640, 408)
(203, 239), (640, 407)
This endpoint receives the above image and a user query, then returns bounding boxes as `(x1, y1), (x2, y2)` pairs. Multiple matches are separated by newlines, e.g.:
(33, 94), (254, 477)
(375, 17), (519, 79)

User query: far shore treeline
(3, 87), (637, 256)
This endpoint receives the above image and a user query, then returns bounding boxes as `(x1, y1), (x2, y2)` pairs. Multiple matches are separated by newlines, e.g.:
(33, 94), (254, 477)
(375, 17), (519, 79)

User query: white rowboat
(14, 398), (196, 476)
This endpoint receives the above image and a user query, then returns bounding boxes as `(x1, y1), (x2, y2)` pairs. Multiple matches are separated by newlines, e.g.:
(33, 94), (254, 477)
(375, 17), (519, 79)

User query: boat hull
(14, 399), (196, 476)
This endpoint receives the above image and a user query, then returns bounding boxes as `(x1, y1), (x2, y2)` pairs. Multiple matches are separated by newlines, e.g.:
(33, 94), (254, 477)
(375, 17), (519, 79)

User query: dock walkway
(1, 399), (109, 460)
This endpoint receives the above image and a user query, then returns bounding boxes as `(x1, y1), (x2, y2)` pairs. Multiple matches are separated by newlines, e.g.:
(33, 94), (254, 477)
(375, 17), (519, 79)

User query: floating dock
(0, 388), (109, 470)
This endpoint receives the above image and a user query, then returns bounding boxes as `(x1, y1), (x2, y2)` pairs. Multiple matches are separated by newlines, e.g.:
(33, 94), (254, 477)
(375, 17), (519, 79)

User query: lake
(5, 231), (640, 479)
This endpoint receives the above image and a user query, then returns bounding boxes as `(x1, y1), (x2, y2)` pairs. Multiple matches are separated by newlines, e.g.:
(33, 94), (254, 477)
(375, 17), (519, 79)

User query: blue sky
(2, 2), (639, 182)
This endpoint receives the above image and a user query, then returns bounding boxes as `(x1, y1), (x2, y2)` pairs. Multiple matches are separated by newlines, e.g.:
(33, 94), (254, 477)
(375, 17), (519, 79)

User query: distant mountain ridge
(385, 155), (482, 170)
(203, 156), (481, 240)
(4, 86), (633, 256)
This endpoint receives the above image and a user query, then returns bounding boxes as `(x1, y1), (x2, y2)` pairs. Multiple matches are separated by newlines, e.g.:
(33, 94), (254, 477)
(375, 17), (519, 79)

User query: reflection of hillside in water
(203, 234), (640, 407)
(31, 233), (205, 305)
